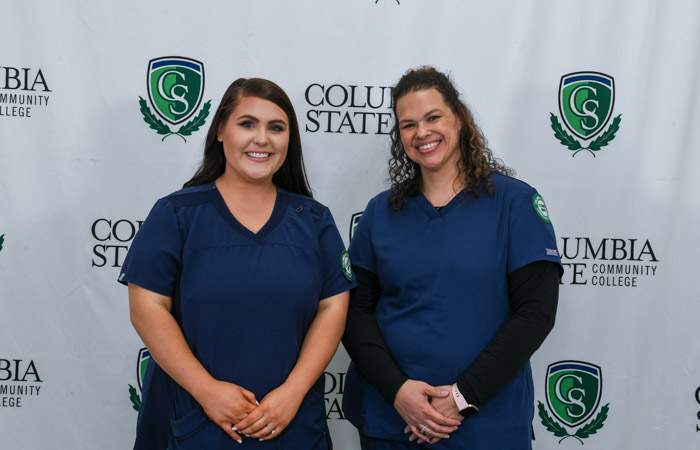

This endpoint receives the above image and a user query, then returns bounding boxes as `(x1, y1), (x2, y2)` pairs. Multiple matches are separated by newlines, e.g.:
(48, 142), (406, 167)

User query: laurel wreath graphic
(128, 384), (141, 412)
(538, 401), (609, 444)
(139, 97), (212, 142)
(0, 234), (4, 252)
(550, 114), (622, 157)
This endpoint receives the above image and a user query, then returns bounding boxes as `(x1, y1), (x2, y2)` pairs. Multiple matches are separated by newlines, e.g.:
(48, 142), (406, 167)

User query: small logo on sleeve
(546, 248), (559, 257)
(341, 251), (353, 281)
(532, 194), (551, 223)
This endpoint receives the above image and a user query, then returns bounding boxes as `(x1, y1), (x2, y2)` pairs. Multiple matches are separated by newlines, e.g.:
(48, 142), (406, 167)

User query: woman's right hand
(128, 284), (258, 442)
(196, 380), (258, 443)
(394, 379), (461, 444)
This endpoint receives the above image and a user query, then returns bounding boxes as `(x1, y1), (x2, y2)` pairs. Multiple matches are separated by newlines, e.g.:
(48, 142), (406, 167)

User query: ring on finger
(420, 425), (428, 435)
(266, 425), (276, 434)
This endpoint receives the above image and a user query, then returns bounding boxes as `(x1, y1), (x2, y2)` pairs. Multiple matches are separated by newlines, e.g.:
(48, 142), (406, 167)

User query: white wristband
(451, 383), (469, 411)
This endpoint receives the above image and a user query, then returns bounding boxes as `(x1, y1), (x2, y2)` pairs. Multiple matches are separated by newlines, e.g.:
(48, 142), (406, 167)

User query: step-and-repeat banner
(2, 1), (699, 448)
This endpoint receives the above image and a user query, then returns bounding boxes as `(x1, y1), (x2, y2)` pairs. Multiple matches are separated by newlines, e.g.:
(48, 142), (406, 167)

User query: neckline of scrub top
(416, 189), (465, 218)
(209, 183), (286, 242)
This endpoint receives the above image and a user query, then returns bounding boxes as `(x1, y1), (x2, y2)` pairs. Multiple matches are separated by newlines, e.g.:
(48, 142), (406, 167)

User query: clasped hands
(197, 379), (304, 444)
(394, 379), (464, 445)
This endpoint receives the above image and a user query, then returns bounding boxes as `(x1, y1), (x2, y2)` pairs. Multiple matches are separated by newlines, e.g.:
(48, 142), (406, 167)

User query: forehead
(231, 96), (288, 121)
(396, 88), (449, 119)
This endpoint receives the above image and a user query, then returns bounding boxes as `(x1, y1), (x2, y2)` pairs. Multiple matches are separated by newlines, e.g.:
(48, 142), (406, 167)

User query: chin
(418, 158), (444, 170)
(248, 174), (275, 183)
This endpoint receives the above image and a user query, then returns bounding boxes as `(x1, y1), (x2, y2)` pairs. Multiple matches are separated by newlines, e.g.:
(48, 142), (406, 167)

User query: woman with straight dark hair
(120, 78), (354, 449)
(342, 67), (563, 449)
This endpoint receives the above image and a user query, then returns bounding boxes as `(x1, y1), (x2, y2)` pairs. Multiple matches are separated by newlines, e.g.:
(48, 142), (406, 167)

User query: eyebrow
(236, 114), (288, 125)
(398, 109), (442, 125)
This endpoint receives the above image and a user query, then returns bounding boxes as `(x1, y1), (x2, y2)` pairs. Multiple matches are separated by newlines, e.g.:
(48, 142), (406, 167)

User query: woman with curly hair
(342, 67), (563, 449)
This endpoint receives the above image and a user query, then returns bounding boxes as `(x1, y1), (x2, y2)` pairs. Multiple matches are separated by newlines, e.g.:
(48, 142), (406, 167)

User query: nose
(416, 122), (429, 139)
(253, 127), (268, 145)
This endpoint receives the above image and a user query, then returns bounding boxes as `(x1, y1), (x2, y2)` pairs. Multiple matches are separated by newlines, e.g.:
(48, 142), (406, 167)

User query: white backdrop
(2, 0), (700, 448)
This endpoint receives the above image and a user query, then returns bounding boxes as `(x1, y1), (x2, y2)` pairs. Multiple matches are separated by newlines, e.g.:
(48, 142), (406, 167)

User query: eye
(401, 123), (415, 130)
(239, 120), (254, 129)
(269, 124), (286, 132)
(427, 115), (440, 122)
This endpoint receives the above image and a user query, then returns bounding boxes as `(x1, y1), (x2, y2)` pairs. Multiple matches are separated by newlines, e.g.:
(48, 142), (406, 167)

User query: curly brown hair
(388, 67), (513, 211)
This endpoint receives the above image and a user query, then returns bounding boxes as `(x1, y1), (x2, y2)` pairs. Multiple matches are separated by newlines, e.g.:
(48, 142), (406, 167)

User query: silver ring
(420, 425), (428, 434)
(266, 425), (275, 434)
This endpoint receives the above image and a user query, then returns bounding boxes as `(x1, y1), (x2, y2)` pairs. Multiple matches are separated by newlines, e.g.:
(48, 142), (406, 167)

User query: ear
(217, 122), (223, 143)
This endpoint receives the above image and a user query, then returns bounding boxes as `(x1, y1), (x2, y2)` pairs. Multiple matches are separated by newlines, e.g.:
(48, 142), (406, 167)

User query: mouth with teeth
(417, 140), (440, 153)
(245, 152), (271, 160)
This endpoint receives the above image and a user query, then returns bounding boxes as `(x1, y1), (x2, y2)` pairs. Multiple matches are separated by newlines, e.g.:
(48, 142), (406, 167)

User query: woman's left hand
(235, 291), (348, 441)
(430, 386), (463, 420)
(233, 384), (305, 441)
(395, 380), (461, 444)
(404, 384), (463, 444)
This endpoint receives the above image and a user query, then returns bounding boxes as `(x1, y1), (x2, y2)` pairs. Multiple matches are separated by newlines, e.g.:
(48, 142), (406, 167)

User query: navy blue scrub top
(344, 174), (562, 449)
(119, 182), (355, 449)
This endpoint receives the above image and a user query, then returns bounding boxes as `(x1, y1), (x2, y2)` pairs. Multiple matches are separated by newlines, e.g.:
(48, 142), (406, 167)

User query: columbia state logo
(138, 56), (211, 142)
(550, 72), (622, 157)
(349, 212), (363, 241)
(127, 347), (150, 411)
(538, 361), (610, 444)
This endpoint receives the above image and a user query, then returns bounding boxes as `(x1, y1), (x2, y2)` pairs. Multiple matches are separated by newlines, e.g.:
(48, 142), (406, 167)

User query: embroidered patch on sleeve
(532, 194), (551, 223)
(341, 251), (353, 281)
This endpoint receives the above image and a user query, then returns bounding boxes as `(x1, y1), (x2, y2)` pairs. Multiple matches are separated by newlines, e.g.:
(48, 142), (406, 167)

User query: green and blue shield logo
(147, 57), (204, 125)
(138, 56), (211, 142)
(349, 212), (363, 241)
(546, 361), (601, 427)
(538, 360), (610, 444)
(550, 72), (622, 157)
(559, 73), (614, 141)
(136, 347), (151, 391)
(127, 347), (150, 412)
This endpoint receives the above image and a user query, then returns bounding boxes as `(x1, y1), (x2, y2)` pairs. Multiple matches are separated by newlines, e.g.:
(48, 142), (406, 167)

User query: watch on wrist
(451, 383), (479, 418)
(459, 402), (479, 418)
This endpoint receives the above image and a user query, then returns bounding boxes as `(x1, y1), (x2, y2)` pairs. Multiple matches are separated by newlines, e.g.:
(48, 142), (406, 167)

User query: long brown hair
(184, 78), (312, 197)
(388, 67), (512, 211)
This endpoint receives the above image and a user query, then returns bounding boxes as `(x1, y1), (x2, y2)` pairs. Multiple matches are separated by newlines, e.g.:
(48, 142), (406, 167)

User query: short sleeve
(318, 207), (357, 300)
(347, 197), (377, 273)
(118, 198), (182, 297)
(507, 187), (562, 274)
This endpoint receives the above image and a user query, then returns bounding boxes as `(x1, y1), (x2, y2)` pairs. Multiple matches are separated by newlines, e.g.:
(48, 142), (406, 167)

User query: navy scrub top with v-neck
(119, 182), (355, 449)
(343, 174), (561, 449)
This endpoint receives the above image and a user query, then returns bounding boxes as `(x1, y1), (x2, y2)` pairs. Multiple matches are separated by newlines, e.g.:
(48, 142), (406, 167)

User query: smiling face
(396, 88), (463, 177)
(217, 95), (290, 185)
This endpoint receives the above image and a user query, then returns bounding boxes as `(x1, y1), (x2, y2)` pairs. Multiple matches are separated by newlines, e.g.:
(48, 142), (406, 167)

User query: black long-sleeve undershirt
(341, 260), (562, 411)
